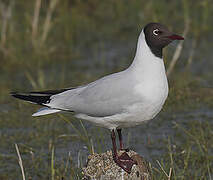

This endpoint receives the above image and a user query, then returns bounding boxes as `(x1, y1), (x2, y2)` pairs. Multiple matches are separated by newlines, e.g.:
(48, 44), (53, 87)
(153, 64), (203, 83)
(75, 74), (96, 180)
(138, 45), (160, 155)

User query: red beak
(167, 34), (184, 40)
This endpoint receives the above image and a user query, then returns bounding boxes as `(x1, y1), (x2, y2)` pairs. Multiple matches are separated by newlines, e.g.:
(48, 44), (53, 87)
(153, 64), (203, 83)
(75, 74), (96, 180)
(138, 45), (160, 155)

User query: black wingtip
(10, 92), (29, 100)
(10, 88), (74, 105)
(10, 91), (50, 105)
(10, 92), (26, 98)
(10, 92), (21, 99)
(10, 91), (18, 96)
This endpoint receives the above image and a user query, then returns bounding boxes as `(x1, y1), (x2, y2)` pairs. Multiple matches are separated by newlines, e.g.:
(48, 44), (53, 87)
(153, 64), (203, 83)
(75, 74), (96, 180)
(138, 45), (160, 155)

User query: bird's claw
(113, 152), (137, 174)
(120, 148), (130, 152)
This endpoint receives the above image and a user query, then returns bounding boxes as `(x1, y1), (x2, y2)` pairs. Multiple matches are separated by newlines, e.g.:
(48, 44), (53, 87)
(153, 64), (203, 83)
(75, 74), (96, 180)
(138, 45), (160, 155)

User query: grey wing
(49, 71), (139, 117)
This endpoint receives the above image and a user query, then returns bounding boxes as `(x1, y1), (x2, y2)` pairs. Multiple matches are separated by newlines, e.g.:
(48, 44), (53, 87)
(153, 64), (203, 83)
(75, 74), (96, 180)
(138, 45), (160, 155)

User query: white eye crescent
(153, 29), (160, 36)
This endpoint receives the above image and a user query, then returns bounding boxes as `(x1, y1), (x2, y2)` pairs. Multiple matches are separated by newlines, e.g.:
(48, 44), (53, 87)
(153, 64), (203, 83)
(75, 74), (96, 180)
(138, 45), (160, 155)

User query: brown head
(143, 23), (184, 58)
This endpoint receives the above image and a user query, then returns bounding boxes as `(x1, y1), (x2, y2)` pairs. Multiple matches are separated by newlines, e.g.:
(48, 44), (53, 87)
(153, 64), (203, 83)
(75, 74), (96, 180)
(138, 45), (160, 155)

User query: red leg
(117, 128), (123, 150)
(111, 129), (137, 174)
(111, 129), (118, 159)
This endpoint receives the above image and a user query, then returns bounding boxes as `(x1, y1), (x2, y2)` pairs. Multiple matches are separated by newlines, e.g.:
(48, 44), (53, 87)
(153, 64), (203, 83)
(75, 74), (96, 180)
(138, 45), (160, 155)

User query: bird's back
(49, 69), (140, 117)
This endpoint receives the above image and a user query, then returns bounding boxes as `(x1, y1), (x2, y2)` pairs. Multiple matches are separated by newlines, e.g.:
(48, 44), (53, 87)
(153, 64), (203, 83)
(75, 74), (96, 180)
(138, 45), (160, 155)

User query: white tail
(32, 107), (61, 116)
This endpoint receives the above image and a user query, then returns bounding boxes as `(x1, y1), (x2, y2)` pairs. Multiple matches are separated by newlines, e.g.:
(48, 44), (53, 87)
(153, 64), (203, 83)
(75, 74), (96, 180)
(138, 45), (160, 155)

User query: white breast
(123, 30), (169, 126)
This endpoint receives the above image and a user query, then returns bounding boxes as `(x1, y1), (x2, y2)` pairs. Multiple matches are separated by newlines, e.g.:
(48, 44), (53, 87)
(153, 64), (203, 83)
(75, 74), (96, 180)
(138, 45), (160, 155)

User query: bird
(11, 22), (184, 173)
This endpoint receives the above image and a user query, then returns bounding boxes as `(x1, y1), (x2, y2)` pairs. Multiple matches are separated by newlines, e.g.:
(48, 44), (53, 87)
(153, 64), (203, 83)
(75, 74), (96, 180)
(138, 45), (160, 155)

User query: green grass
(1, 97), (212, 179)
(151, 121), (212, 179)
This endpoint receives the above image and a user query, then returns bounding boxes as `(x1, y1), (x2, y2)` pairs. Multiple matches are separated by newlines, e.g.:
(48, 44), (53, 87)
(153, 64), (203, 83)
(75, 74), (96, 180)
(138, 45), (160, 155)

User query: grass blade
(15, 144), (26, 180)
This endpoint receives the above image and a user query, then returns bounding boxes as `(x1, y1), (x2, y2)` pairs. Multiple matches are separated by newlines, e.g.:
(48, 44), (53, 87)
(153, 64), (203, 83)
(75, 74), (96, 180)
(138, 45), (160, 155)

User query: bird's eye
(153, 29), (161, 36)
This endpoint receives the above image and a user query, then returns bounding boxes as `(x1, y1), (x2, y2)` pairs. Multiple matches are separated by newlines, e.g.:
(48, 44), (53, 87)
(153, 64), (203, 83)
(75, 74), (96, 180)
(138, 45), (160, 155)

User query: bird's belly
(75, 99), (165, 129)
(120, 101), (164, 127)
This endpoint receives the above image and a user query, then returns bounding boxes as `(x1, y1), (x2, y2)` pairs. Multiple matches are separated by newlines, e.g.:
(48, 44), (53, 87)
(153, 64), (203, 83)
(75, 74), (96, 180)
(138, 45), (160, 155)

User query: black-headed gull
(11, 22), (184, 173)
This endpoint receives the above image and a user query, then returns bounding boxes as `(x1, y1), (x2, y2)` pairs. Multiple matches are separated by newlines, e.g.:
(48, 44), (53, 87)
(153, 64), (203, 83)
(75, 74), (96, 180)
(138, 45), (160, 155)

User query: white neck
(129, 29), (166, 78)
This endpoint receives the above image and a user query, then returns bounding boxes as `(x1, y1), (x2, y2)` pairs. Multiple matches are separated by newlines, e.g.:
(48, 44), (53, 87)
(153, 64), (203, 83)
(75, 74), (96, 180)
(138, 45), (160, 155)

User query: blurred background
(0, 0), (212, 179)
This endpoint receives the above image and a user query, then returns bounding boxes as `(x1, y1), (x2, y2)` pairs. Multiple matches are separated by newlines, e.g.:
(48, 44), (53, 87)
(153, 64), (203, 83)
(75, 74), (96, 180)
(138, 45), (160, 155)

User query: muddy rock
(82, 150), (152, 180)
